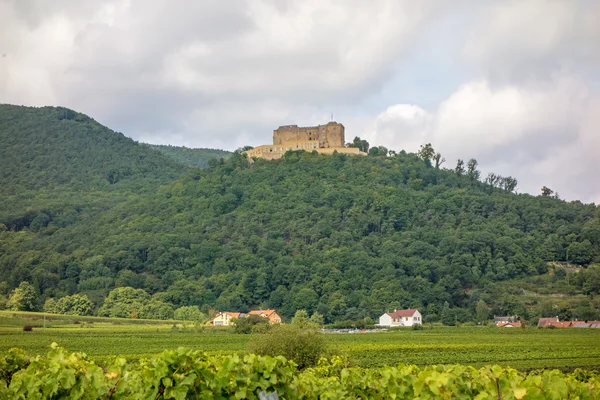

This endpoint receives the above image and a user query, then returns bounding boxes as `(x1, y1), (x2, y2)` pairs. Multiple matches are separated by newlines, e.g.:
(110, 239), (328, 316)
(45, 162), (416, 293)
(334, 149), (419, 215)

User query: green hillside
(145, 144), (231, 168)
(1, 105), (599, 323)
(0, 105), (184, 193)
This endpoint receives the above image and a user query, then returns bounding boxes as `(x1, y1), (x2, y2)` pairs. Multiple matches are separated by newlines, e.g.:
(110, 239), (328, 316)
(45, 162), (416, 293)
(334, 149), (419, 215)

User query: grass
(1, 311), (599, 371)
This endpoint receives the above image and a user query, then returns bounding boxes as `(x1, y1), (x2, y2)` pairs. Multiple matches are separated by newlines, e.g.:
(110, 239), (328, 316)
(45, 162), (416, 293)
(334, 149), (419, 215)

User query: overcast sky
(1, 0), (599, 203)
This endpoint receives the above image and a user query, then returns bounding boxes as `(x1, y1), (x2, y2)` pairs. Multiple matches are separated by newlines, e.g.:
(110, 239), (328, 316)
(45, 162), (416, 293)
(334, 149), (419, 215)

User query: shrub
(232, 315), (270, 334)
(248, 325), (329, 369)
(411, 323), (424, 330)
(22, 326), (32, 332)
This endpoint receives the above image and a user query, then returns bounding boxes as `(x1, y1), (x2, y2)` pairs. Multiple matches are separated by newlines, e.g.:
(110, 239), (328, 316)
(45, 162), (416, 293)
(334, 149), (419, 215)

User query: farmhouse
(493, 315), (519, 326)
(248, 309), (282, 324)
(378, 309), (422, 327)
(210, 309), (283, 326)
(210, 312), (244, 326)
(497, 321), (521, 328)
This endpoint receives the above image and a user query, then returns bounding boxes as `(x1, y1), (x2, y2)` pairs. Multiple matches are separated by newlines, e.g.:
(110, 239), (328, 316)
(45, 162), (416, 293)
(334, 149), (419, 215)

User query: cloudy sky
(1, 0), (599, 203)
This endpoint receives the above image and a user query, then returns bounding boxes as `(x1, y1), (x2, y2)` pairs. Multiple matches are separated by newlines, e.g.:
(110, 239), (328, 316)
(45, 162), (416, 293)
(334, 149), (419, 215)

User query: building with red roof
(378, 309), (422, 327)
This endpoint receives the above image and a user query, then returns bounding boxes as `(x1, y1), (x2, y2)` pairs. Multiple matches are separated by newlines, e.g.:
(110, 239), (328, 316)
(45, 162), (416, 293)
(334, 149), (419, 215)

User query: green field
(1, 312), (599, 371)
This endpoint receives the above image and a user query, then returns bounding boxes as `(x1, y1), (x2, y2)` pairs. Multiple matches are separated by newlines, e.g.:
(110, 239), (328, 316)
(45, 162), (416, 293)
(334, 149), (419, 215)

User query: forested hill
(1, 128), (599, 322)
(0, 104), (185, 195)
(145, 144), (231, 168)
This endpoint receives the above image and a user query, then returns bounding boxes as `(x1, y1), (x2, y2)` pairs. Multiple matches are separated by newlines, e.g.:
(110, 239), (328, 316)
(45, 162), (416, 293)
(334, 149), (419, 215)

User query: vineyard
(1, 319), (600, 371)
(1, 344), (599, 399)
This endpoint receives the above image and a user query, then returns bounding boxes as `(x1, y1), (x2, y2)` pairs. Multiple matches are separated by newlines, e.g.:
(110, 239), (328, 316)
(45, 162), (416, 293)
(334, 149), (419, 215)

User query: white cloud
(369, 75), (599, 202)
(364, 104), (432, 153)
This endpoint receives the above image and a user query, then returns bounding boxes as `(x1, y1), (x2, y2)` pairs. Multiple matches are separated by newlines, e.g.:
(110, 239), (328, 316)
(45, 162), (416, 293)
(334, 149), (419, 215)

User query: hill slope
(145, 144), (231, 168)
(0, 104), (185, 194)
(1, 132), (599, 322)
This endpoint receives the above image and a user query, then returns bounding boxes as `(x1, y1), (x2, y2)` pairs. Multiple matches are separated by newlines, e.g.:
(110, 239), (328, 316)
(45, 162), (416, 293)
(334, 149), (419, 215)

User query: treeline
(145, 144), (232, 168)
(1, 152), (599, 322)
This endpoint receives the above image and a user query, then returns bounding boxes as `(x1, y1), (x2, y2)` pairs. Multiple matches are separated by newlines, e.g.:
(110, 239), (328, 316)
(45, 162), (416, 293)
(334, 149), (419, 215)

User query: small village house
(210, 312), (244, 326)
(248, 309), (282, 324)
(493, 316), (519, 326)
(378, 309), (422, 327)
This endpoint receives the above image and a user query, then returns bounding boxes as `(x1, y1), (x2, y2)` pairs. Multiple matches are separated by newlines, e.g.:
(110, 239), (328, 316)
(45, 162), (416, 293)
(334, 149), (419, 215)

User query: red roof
(387, 309), (419, 318)
(248, 309), (277, 317)
(537, 317), (559, 327)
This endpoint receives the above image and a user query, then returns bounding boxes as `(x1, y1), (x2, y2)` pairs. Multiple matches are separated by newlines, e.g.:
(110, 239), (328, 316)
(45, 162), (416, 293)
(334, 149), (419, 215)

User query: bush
(248, 325), (330, 369)
(232, 315), (270, 334)
(22, 326), (32, 332)
(411, 323), (424, 330)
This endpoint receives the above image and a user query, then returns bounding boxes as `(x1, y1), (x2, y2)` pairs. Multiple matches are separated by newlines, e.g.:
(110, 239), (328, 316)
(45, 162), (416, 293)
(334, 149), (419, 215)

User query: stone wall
(273, 122), (345, 148)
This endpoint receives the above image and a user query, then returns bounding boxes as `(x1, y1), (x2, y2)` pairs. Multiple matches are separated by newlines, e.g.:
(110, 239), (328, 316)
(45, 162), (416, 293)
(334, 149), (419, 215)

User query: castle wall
(246, 121), (358, 161)
(273, 122), (345, 148)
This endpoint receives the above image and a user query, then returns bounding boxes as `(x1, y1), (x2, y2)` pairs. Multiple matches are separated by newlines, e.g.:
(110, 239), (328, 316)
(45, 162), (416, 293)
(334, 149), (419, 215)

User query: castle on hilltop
(244, 122), (366, 160)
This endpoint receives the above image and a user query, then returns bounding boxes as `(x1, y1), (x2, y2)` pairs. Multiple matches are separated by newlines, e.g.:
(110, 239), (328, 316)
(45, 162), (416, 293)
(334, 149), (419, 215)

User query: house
(497, 321), (521, 328)
(493, 316), (519, 326)
(248, 309), (282, 324)
(538, 317), (573, 328)
(210, 312), (245, 326)
(378, 309), (422, 327)
(537, 317), (560, 328)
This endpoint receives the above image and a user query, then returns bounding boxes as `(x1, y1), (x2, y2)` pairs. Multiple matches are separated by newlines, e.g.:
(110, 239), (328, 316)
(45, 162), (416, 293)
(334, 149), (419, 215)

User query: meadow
(1, 311), (599, 371)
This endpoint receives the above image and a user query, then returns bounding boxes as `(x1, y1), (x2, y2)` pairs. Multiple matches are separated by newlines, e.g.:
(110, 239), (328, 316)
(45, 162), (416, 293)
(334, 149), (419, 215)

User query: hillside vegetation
(145, 144), (231, 168)
(0, 105), (599, 323)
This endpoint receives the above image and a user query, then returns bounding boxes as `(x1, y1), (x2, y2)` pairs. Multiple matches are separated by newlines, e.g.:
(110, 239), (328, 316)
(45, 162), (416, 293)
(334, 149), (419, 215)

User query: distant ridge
(144, 144), (231, 168)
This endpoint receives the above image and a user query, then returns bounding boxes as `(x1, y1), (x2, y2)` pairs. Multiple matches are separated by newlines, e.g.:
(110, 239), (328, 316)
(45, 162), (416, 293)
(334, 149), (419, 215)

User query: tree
(467, 159), (480, 182)
(291, 309), (311, 328)
(475, 300), (489, 324)
(174, 306), (207, 322)
(54, 294), (94, 316)
(248, 325), (329, 369)
(433, 153), (446, 169)
(232, 314), (269, 334)
(417, 144), (435, 164)
(310, 312), (325, 328)
(541, 186), (554, 197)
(567, 241), (594, 265)
(485, 173), (501, 188)
(455, 159), (465, 176)
(7, 282), (37, 311)
(98, 286), (151, 319)
(501, 177), (518, 193)
(440, 301), (455, 326)
(350, 137), (370, 153)
(139, 300), (174, 320)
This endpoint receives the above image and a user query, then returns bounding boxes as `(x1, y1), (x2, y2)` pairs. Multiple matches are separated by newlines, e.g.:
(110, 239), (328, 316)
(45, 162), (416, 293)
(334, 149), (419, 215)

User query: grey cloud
(1, 0), (598, 202)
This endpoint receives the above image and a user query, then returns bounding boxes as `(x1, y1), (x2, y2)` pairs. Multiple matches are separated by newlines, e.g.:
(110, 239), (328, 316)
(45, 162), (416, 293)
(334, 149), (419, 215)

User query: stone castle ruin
(244, 122), (365, 160)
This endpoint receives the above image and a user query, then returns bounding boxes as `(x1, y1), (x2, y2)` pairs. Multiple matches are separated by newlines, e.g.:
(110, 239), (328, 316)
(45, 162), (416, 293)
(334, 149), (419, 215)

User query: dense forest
(1, 104), (599, 323)
(145, 144), (231, 168)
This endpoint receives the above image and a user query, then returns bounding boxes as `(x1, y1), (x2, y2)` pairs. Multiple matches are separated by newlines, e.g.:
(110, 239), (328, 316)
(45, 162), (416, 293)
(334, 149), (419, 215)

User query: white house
(378, 309), (422, 327)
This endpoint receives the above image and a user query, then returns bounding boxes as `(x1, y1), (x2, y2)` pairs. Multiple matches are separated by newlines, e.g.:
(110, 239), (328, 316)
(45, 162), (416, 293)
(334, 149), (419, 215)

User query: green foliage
(173, 306), (206, 322)
(44, 294), (94, 316)
(97, 287), (151, 319)
(232, 315), (270, 334)
(145, 144), (231, 168)
(350, 136), (369, 152)
(6, 283), (37, 312)
(0, 105), (184, 197)
(248, 325), (329, 369)
(1, 105), (600, 325)
(1, 345), (600, 399)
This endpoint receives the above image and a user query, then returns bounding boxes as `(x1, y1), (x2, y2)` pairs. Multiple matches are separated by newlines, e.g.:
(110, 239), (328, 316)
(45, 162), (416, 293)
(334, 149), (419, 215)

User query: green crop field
(1, 312), (599, 371)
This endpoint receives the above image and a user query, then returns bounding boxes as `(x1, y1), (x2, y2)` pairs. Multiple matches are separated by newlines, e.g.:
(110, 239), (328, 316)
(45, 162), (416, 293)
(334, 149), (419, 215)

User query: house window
(405, 317), (408, 321)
